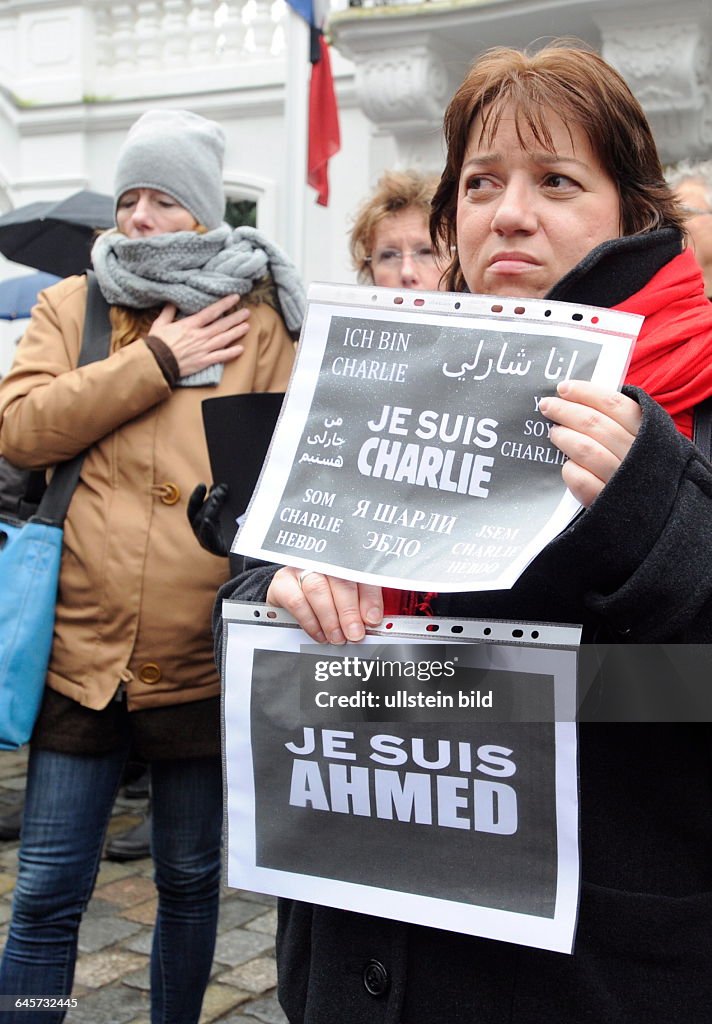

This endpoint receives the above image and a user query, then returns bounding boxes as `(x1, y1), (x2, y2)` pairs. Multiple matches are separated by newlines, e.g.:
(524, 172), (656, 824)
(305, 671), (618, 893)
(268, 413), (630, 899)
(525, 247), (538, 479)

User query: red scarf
(384, 249), (712, 614)
(383, 589), (436, 616)
(615, 248), (712, 438)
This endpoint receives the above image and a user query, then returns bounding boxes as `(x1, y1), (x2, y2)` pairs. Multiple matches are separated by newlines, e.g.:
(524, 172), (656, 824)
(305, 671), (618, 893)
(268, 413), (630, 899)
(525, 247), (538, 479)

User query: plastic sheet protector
(222, 602), (582, 954)
(234, 283), (642, 591)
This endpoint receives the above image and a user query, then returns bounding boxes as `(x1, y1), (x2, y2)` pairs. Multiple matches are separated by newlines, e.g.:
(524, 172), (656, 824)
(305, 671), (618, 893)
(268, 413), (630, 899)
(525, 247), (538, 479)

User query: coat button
(362, 959), (389, 997)
(159, 482), (180, 505)
(138, 662), (162, 684)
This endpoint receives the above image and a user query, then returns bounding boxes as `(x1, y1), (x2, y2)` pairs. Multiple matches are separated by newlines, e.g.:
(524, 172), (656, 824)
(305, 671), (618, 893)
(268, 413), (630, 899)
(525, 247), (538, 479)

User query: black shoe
(104, 813), (152, 861)
(0, 803), (23, 841)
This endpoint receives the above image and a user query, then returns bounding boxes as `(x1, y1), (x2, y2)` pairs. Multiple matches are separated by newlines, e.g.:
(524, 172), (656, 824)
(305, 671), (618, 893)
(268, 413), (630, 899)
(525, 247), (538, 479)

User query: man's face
(675, 178), (712, 297)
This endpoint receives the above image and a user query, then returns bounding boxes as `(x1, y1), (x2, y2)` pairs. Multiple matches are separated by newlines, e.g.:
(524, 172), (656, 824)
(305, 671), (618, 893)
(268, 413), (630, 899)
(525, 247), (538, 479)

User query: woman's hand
(539, 380), (642, 507)
(266, 567), (383, 644)
(187, 482), (229, 557)
(149, 294), (251, 378)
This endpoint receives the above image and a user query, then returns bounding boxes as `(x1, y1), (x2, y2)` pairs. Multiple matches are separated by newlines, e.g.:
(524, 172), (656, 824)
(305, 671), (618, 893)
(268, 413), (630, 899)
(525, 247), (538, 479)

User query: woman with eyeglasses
(349, 169), (446, 290)
(666, 159), (712, 297)
(217, 43), (712, 1024)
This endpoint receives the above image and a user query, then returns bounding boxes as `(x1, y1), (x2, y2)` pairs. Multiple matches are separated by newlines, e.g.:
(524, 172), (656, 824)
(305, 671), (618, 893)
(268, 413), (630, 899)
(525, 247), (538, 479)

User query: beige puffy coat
(0, 276), (295, 711)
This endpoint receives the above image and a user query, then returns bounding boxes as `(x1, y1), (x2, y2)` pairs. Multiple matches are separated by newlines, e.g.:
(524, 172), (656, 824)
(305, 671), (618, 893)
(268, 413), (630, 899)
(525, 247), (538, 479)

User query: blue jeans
(0, 747), (223, 1024)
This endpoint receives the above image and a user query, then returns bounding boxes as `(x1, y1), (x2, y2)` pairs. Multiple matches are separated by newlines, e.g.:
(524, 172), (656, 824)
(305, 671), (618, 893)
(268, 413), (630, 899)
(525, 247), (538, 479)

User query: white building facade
(0, 0), (711, 370)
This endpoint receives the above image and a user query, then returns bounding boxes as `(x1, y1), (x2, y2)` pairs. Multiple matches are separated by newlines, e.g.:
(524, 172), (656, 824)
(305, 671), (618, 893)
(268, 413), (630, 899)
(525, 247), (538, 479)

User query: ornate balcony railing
(1, 0), (709, 166)
(93, 0), (284, 72)
(0, 0), (348, 106)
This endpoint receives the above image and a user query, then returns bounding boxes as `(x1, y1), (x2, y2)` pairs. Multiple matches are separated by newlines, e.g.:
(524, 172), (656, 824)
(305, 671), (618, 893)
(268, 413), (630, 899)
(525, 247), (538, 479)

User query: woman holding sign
(220, 43), (712, 1024)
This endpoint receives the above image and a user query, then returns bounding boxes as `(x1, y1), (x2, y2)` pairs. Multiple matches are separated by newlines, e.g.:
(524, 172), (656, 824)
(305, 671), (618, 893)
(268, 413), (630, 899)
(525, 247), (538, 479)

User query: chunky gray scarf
(91, 225), (305, 386)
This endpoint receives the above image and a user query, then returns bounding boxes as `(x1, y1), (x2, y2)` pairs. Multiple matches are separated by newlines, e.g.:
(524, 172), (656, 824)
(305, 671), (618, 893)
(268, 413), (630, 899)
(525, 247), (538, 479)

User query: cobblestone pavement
(0, 749), (288, 1024)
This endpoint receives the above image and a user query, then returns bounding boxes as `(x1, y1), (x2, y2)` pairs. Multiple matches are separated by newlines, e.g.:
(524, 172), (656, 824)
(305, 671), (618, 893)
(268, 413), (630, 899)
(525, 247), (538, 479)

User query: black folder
(201, 392), (284, 552)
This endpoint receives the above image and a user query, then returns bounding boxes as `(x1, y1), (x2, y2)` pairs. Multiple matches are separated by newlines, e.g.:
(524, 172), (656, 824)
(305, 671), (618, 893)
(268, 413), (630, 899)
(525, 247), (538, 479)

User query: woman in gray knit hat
(0, 108), (303, 1024)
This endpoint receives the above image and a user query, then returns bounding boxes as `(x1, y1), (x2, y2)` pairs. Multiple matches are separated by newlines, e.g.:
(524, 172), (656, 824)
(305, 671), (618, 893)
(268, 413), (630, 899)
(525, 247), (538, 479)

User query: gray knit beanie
(114, 109), (226, 229)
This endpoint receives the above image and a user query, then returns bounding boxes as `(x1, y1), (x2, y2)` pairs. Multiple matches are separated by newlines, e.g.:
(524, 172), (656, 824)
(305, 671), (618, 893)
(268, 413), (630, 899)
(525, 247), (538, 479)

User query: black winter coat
(216, 231), (712, 1024)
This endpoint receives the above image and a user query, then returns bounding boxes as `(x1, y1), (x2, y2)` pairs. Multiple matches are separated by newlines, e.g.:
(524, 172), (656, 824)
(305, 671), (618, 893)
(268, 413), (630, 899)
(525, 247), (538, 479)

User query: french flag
(285, 0), (341, 206)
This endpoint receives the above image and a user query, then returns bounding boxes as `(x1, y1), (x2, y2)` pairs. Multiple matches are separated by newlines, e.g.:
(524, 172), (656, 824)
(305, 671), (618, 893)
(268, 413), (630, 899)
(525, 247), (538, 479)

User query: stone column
(595, 3), (712, 162)
(354, 38), (455, 169)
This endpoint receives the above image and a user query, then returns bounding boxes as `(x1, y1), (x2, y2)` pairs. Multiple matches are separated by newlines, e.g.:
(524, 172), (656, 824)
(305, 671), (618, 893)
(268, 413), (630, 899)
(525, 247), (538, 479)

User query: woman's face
(368, 208), (444, 290)
(116, 188), (197, 238)
(675, 177), (712, 296)
(456, 104), (621, 298)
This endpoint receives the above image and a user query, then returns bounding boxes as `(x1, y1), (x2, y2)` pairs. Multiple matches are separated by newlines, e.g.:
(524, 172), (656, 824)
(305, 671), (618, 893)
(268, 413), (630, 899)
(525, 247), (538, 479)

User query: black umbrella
(0, 271), (61, 320)
(0, 190), (114, 277)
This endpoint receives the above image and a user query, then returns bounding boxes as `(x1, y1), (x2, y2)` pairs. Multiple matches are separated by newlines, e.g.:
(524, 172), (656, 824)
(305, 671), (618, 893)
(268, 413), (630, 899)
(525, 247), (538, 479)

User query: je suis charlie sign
(234, 284), (641, 591)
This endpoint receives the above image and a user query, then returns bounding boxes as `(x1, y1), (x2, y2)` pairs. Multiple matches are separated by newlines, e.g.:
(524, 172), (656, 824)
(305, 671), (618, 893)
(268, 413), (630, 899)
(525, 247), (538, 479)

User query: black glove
(187, 482), (230, 557)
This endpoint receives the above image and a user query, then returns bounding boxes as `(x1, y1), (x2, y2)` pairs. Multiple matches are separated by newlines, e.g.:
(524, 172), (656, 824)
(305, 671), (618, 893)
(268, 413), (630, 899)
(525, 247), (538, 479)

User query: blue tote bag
(0, 517), (64, 748)
(0, 272), (110, 749)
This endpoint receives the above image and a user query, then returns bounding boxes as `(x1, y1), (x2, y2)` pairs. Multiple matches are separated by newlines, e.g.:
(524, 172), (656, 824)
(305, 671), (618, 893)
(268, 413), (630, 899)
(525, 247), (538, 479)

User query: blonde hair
(665, 159), (712, 207)
(110, 306), (159, 350)
(350, 169), (441, 283)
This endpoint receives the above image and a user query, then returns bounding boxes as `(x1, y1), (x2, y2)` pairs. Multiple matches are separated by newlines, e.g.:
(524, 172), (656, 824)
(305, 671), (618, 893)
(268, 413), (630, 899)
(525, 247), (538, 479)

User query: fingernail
(330, 630), (346, 645)
(315, 631), (327, 644)
(557, 381), (571, 396)
(366, 607), (382, 624)
(346, 624), (365, 642)
(539, 398), (550, 414)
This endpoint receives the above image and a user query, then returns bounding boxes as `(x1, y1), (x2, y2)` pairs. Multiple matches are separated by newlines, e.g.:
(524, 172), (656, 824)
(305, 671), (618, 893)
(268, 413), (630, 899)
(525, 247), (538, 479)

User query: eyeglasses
(680, 205), (712, 217)
(364, 247), (437, 269)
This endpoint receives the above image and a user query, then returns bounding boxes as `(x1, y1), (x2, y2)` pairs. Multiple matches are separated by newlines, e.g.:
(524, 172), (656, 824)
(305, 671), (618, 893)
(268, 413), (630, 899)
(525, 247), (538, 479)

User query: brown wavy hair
(431, 42), (686, 292)
(350, 169), (441, 283)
